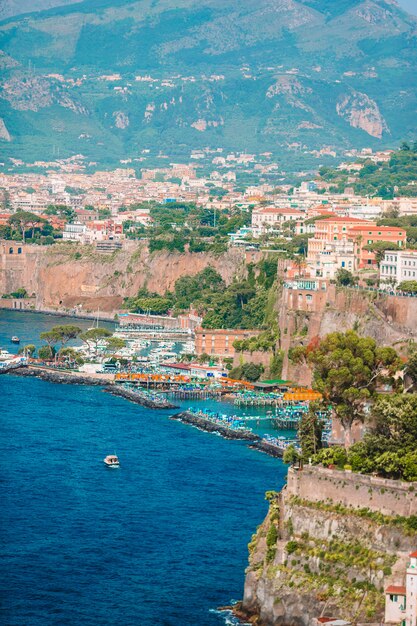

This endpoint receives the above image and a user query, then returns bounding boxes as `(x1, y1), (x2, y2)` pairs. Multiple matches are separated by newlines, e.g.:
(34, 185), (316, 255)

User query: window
(17, 248), (22, 254)
(9, 247), (13, 254)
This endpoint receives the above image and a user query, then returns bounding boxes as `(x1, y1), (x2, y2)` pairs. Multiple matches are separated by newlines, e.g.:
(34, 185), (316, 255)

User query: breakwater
(8, 366), (178, 409)
(250, 440), (285, 458)
(170, 411), (261, 442)
(104, 385), (178, 410)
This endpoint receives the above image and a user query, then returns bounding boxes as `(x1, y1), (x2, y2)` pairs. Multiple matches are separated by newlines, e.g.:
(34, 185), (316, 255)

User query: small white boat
(11, 336), (20, 344)
(103, 454), (120, 468)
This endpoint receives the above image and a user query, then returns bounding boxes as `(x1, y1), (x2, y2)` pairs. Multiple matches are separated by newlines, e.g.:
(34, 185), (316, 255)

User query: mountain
(0, 0), (416, 166)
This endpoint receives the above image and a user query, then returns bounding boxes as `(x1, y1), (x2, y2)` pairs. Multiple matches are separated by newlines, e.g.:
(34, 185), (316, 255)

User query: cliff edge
(236, 466), (417, 626)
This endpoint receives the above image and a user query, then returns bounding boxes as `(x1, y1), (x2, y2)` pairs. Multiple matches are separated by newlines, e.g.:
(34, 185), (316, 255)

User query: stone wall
(286, 465), (417, 517)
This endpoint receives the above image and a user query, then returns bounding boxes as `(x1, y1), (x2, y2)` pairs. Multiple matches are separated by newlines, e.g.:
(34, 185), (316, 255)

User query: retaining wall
(286, 465), (417, 517)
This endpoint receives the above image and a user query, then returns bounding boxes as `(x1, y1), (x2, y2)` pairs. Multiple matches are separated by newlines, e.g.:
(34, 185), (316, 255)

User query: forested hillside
(0, 0), (416, 165)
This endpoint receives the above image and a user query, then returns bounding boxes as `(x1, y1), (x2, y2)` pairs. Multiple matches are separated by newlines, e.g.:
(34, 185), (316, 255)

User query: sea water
(0, 312), (286, 625)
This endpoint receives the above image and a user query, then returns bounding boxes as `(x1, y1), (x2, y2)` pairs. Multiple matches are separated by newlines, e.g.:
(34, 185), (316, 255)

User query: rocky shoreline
(8, 366), (178, 409)
(170, 411), (261, 442)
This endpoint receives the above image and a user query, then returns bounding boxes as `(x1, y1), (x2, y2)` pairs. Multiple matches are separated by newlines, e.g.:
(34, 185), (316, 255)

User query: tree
(283, 444), (300, 466)
(80, 328), (112, 355)
(336, 268), (357, 287)
(59, 347), (84, 365)
(404, 351), (417, 392)
(19, 344), (36, 358)
(53, 325), (82, 352)
(104, 337), (126, 354)
(9, 211), (42, 243)
(307, 331), (402, 447)
(398, 280), (417, 294)
(40, 325), (81, 359)
(39, 329), (62, 349)
(38, 345), (55, 361)
(344, 394), (417, 480)
(298, 405), (324, 461)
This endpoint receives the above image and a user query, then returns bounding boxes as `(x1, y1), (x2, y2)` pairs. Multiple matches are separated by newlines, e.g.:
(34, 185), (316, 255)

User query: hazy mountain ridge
(0, 0), (416, 165)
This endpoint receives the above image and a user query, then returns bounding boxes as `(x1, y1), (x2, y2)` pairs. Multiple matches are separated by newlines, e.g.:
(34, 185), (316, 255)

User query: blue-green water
(0, 311), (286, 625)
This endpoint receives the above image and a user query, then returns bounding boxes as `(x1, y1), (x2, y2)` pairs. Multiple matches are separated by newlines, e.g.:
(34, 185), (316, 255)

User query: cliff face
(239, 467), (416, 626)
(278, 284), (417, 386)
(0, 241), (247, 315)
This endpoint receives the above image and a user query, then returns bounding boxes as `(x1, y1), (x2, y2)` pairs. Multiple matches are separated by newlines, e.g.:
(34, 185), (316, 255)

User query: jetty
(105, 385), (178, 409)
(170, 411), (261, 442)
(7, 366), (178, 409)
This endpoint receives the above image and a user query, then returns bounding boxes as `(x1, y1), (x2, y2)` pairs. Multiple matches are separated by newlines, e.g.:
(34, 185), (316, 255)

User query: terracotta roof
(255, 207), (304, 215)
(410, 550), (417, 558)
(316, 216), (370, 224)
(348, 225), (405, 232)
(385, 585), (406, 594)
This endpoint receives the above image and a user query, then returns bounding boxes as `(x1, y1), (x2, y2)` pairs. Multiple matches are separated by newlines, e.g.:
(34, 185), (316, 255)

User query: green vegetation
(229, 362), (264, 382)
(124, 261), (277, 330)
(39, 325), (82, 359)
(335, 267), (357, 287)
(283, 444), (300, 465)
(304, 330), (402, 447)
(313, 394), (417, 482)
(2, 210), (63, 244)
(398, 280), (417, 294)
(1, 288), (28, 299)
(288, 496), (417, 535)
(298, 406), (325, 461)
(128, 201), (250, 254)
(319, 143), (417, 199)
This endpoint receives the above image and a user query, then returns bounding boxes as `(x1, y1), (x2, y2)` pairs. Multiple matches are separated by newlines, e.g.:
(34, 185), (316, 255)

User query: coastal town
(1, 1), (417, 625)
(1, 141), (417, 626)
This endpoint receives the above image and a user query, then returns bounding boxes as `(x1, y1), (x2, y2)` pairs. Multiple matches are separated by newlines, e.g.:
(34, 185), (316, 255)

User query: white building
(307, 239), (356, 279)
(62, 222), (87, 242)
(385, 550), (417, 626)
(396, 197), (417, 216)
(347, 203), (382, 221)
(251, 207), (304, 237)
(380, 250), (417, 285)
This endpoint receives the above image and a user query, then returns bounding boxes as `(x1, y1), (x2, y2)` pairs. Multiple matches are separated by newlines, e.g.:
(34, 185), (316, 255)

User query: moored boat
(11, 336), (20, 344)
(103, 454), (120, 468)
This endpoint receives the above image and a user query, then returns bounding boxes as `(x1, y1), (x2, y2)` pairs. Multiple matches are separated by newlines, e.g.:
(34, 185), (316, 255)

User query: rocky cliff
(0, 241), (247, 315)
(236, 466), (416, 626)
(278, 283), (417, 386)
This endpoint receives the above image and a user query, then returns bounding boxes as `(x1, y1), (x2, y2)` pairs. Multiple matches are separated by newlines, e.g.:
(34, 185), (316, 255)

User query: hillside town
(1, 0), (417, 624)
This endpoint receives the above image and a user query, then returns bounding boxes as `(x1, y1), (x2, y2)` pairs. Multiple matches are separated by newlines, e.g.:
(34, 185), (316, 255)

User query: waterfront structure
(380, 250), (417, 286)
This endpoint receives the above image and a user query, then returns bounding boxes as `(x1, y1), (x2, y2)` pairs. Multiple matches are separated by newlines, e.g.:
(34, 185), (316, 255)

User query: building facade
(195, 328), (260, 357)
(380, 250), (417, 285)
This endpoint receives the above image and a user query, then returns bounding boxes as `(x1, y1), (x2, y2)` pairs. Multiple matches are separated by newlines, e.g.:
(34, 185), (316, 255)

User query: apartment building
(348, 224), (406, 268)
(380, 249), (417, 285)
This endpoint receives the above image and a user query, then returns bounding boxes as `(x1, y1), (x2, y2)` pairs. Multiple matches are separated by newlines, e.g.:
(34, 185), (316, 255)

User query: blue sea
(0, 311), (287, 625)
